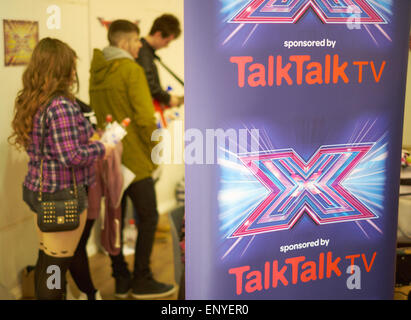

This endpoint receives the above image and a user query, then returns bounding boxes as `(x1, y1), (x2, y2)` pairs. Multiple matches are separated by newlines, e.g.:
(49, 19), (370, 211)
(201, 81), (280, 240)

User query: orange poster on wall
(3, 20), (38, 66)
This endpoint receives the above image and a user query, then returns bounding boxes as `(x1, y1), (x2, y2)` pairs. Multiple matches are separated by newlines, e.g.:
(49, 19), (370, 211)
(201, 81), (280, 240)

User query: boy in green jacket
(89, 19), (175, 299)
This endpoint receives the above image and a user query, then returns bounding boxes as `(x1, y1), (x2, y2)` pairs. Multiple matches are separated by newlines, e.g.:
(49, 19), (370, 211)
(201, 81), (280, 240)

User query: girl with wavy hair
(9, 38), (112, 300)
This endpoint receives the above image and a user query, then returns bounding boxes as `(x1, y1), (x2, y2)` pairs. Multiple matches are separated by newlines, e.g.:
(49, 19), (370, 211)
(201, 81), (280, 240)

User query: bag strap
(154, 54), (185, 87)
(37, 102), (78, 202)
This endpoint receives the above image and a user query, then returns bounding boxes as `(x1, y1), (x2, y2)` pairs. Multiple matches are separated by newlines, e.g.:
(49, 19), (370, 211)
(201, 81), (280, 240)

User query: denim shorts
(23, 184), (88, 214)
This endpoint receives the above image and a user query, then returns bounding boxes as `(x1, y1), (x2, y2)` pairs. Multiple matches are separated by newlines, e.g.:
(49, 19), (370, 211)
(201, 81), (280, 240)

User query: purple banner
(185, 0), (411, 299)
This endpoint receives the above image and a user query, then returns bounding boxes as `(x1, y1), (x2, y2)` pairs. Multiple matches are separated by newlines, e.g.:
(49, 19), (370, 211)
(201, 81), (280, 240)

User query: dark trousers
(109, 177), (159, 279)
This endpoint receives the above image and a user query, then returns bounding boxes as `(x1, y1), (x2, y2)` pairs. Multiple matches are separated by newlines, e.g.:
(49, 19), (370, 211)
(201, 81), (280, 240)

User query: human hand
(169, 95), (183, 107)
(102, 142), (115, 160)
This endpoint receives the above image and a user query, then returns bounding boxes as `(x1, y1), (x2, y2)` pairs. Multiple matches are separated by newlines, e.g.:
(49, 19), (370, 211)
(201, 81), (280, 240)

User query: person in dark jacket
(136, 14), (183, 108)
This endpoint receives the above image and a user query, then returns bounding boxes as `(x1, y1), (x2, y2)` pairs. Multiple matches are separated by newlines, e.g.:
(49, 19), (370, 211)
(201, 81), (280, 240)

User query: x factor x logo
(230, 0), (386, 25)
(231, 143), (378, 237)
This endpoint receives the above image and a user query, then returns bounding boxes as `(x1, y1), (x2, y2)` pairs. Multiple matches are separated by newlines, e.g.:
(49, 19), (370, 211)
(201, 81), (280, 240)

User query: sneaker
(130, 275), (176, 299)
(114, 276), (131, 299)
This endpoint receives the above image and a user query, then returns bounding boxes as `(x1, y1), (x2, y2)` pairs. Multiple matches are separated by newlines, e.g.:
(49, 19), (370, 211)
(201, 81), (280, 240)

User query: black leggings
(35, 219), (97, 300)
(69, 219), (97, 299)
(35, 250), (72, 300)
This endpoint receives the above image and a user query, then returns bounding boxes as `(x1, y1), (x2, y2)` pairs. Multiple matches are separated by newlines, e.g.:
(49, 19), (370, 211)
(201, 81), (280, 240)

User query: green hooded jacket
(89, 47), (157, 182)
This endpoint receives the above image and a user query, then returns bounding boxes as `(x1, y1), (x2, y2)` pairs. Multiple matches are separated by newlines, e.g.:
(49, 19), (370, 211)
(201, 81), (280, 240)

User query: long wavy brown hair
(8, 38), (78, 150)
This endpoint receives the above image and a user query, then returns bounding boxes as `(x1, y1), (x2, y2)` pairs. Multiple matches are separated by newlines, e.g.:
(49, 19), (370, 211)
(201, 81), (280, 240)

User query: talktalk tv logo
(230, 0), (386, 25)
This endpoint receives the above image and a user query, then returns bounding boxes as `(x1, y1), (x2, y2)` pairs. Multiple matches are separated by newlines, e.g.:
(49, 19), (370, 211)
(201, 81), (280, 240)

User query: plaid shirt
(24, 96), (105, 193)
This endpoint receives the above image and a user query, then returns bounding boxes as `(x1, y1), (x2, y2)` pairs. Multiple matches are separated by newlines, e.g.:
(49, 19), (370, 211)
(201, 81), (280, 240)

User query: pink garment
(88, 142), (123, 255)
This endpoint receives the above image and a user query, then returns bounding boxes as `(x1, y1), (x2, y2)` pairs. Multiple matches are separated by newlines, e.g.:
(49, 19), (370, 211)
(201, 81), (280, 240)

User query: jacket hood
(90, 47), (134, 85)
(102, 46), (134, 61)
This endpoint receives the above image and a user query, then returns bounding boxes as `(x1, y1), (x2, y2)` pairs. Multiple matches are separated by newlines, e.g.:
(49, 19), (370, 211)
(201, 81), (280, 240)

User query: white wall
(0, 0), (184, 298)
